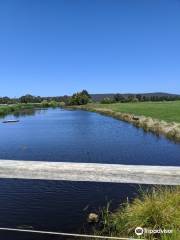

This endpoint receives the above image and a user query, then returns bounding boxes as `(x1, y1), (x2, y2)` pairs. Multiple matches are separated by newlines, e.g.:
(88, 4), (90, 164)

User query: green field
(87, 101), (180, 123)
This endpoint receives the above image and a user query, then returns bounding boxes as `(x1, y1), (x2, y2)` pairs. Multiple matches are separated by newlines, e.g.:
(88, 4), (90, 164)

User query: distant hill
(91, 92), (180, 101)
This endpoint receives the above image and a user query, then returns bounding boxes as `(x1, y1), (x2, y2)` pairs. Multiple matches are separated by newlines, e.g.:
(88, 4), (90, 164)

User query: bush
(41, 100), (49, 107)
(131, 97), (139, 103)
(95, 186), (180, 239)
(49, 100), (58, 107)
(59, 101), (65, 107)
(101, 97), (115, 104)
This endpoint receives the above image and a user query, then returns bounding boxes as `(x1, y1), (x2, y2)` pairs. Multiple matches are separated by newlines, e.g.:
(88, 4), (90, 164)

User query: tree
(81, 90), (91, 98)
(127, 95), (135, 102)
(68, 90), (91, 105)
(114, 94), (125, 102)
(131, 97), (139, 103)
(136, 94), (142, 101)
(101, 97), (114, 104)
(0, 97), (10, 104)
(20, 94), (34, 103)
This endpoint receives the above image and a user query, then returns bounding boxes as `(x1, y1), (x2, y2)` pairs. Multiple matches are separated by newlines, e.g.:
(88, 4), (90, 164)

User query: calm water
(0, 108), (179, 240)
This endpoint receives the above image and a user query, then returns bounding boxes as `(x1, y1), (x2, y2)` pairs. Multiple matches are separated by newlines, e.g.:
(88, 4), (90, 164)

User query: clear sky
(0, 0), (180, 97)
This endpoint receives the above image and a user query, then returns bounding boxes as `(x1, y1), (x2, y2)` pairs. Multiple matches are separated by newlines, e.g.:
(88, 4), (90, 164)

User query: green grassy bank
(71, 101), (180, 142)
(0, 101), (63, 117)
(92, 186), (180, 240)
(86, 101), (180, 123)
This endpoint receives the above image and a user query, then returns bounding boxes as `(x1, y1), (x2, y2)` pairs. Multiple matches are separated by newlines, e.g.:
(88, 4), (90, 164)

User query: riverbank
(69, 101), (180, 142)
(0, 102), (62, 116)
(91, 186), (180, 240)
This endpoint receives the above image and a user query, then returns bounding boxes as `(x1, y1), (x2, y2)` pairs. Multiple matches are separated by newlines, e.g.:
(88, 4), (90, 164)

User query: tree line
(101, 93), (180, 104)
(0, 95), (69, 104)
(0, 90), (91, 105)
(0, 91), (180, 105)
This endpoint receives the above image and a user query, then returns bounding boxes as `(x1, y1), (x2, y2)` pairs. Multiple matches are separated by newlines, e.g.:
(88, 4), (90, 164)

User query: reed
(92, 186), (180, 240)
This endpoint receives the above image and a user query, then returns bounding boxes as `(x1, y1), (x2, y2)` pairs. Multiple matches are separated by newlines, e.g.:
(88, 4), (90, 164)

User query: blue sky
(0, 0), (180, 97)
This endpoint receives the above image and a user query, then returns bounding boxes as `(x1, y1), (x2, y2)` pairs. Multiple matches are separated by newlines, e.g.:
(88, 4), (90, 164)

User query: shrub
(59, 101), (65, 107)
(49, 100), (58, 107)
(131, 97), (139, 103)
(94, 186), (180, 239)
(41, 100), (49, 107)
(101, 97), (115, 104)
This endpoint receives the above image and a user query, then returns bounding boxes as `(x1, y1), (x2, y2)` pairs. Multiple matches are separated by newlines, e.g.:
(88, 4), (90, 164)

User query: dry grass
(72, 105), (180, 142)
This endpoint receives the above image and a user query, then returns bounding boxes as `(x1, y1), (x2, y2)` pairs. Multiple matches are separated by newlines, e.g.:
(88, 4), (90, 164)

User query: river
(0, 108), (179, 239)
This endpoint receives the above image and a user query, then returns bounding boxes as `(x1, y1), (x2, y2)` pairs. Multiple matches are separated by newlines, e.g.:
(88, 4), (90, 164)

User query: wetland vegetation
(90, 186), (180, 240)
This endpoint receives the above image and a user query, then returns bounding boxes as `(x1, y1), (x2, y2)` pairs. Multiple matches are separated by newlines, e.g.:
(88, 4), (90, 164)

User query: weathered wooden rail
(0, 160), (179, 185)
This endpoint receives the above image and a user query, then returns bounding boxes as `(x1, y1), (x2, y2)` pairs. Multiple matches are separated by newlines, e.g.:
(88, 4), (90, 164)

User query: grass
(0, 103), (36, 116)
(0, 102), (62, 117)
(86, 101), (180, 123)
(93, 186), (180, 240)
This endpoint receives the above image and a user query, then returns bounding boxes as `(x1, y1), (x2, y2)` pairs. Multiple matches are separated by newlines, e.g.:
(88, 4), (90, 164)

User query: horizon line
(1, 91), (180, 98)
